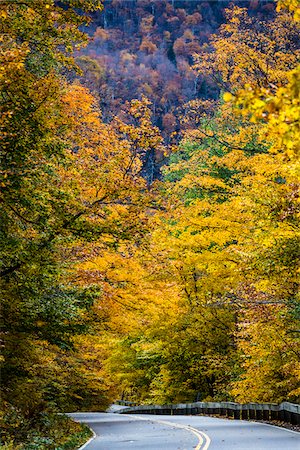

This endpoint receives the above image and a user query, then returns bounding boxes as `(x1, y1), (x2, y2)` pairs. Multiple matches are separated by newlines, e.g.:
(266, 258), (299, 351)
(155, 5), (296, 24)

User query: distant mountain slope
(78, 0), (276, 140)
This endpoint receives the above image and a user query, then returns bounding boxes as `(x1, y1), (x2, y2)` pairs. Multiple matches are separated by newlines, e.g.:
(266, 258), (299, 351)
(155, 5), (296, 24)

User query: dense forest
(0, 0), (299, 448)
(78, 1), (280, 134)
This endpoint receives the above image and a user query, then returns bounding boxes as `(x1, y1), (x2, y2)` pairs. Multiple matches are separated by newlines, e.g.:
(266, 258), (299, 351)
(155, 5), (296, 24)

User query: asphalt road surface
(69, 412), (300, 450)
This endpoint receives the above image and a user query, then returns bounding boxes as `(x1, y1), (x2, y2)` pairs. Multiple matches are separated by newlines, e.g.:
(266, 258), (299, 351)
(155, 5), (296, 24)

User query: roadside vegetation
(0, 0), (299, 447)
(1, 407), (92, 450)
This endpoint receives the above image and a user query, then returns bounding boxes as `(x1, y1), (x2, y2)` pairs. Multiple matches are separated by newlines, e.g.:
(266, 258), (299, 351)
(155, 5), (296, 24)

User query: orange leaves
(57, 83), (150, 222)
(116, 96), (164, 154)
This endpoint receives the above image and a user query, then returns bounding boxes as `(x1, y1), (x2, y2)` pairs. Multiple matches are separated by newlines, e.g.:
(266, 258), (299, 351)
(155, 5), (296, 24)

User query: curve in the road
(70, 412), (300, 450)
(129, 414), (211, 450)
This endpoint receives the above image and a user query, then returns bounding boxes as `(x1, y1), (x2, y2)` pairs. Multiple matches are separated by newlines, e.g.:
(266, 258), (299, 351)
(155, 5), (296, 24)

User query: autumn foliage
(0, 0), (300, 447)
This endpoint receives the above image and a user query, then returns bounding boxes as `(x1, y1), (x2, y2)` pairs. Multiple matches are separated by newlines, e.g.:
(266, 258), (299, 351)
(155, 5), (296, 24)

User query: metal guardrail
(118, 401), (300, 425)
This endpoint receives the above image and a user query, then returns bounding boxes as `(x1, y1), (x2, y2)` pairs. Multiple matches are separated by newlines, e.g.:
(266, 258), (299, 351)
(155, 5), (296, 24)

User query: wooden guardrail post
(281, 402), (300, 425)
(255, 404), (262, 420)
(220, 402), (227, 417)
(247, 403), (256, 420)
(224, 402), (235, 419)
(269, 403), (279, 421)
(234, 404), (241, 420)
(241, 404), (248, 420)
(262, 404), (270, 421)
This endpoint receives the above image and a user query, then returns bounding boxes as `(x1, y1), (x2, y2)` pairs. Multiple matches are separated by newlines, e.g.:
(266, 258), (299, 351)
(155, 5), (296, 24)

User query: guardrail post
(284, 409), (291, 423)
(279, 408), (285, 421)
(241, 404), (248, 420)
(211, 402), (221, 416)
(226, 407), (233, 418)
(270, 404), (279, 421)
(291, 412), (300, 425)
(263, 404), (270, 421)
(225, 402), (235, 419)
(248, 403), (256, 420)
(234, 404), (240, 420)
(281, 403), (292, 423)
(220, 402), (227, 417)
(201, 402), (208, 415)
(256, 404), (263, 420)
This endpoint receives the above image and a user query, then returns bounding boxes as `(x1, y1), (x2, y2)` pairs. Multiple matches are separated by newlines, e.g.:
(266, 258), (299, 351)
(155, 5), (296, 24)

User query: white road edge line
(126, 414), (211, 450)
(77, 428), (96, 450)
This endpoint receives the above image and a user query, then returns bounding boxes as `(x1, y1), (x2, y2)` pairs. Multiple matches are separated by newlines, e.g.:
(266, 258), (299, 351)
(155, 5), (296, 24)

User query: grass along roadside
(0, 406), (93, 450)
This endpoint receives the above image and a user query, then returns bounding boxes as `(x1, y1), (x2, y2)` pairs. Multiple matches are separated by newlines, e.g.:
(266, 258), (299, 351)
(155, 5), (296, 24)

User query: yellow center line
(126, 414), (211, 450)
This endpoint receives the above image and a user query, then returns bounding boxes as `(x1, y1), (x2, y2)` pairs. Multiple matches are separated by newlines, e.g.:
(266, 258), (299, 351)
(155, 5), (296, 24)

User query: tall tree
(0, 0), (157, 419)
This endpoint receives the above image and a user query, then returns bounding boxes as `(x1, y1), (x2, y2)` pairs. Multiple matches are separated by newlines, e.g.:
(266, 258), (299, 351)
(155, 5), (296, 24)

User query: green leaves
(1, 1), (103, 77)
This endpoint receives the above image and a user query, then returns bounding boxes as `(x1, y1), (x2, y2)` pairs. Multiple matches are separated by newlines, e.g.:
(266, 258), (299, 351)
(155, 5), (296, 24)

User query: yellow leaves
(277, 0), (300, 20)
(251, 98), (267, 110)
(232, 304), (300, 402)
(0, 38), (30, 83)
(232, 66), (300, 160)
(223, 92), (233, 102)
(76, 3), (299, 406)
(176, 174), (228, 192)
(194, 6), (299, 94)
(26, 7), (37, 18)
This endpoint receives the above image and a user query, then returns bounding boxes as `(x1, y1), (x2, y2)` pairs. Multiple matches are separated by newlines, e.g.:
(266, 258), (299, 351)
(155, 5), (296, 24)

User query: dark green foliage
(0, 405), (92, 450)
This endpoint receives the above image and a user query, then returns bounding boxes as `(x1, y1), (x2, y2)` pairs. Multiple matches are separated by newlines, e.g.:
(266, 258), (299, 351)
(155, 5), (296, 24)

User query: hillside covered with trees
(79, 1), (278, 133)
(0, 0), (299, 448)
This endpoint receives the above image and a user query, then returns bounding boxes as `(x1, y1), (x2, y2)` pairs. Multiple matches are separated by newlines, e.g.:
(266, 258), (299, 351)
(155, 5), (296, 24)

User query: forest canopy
(0, 0), (299, 448)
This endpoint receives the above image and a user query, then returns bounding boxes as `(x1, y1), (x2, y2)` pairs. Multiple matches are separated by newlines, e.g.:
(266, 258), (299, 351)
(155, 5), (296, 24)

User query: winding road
(69, 411), (300, 450)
